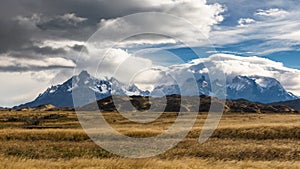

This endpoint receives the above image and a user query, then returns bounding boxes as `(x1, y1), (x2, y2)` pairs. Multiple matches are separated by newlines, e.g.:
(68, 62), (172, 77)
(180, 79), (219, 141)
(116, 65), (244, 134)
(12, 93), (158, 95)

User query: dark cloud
(4, 45), (67, 60)
(0, 0), (155, 59)
(30, 46), (67, 55)
(36, 13), (87, 31)
(69, 44), (86, 52)
(0, 65), (74, 72)
(0, 19), (33, 53)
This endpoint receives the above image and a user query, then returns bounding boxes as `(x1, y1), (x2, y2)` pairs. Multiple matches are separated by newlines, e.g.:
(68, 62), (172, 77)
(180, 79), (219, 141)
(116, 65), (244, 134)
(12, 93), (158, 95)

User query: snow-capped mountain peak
(226, 75), (298, 103)
(15, 71), (149, 108)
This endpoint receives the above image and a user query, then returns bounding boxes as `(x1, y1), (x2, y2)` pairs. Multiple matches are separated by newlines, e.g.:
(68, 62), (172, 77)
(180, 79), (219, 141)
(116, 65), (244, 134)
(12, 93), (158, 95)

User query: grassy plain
(0, 110), (299, 168)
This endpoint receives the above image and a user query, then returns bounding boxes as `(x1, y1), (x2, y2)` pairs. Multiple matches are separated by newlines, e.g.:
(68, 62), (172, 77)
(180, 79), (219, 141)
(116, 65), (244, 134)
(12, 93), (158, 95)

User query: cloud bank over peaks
(185, 54), (300, 95)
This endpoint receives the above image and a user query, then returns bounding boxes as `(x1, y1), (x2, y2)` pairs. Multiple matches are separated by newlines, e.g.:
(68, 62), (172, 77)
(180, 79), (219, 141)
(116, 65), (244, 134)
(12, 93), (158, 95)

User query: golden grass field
(0, 110), (299, 168)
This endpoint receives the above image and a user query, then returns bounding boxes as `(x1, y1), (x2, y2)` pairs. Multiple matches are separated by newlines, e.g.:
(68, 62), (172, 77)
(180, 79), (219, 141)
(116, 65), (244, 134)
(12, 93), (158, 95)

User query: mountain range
(15, 71), (149, 109)
(15, 70), (299, 109)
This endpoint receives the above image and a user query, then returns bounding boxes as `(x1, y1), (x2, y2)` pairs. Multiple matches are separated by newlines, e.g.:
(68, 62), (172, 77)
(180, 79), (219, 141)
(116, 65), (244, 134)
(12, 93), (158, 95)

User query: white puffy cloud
(100, 48), (153, 83)
(255, 8), (289, 18)
(238, 18), (255, 27)
(76, 47), (155, 83)
(58, 13), (87, 24)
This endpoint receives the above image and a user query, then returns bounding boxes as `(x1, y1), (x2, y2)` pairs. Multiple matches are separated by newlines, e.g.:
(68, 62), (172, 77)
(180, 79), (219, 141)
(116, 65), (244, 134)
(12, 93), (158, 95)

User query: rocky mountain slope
(78, 95), (297, 113)
(271, 99), (300, 110)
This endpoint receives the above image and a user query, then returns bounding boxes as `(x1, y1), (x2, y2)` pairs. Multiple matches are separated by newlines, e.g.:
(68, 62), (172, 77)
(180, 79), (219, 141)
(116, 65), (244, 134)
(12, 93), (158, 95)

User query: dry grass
(0, 111), (299, 168)
(1, 156), (300, 169)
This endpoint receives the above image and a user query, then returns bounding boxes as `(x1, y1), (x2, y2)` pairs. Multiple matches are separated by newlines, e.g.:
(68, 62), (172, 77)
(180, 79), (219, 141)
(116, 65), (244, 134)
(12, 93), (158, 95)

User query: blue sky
(117, 0), (300, 69)
(153, 0), (300, 69)
(208, 0), (300, 69)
